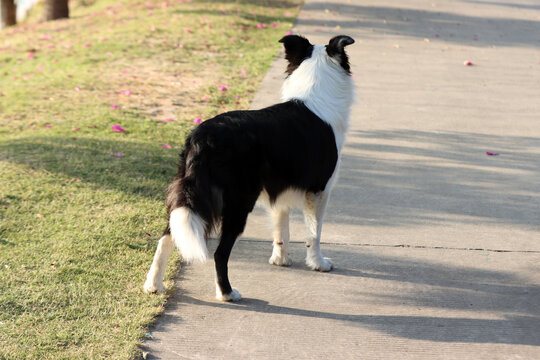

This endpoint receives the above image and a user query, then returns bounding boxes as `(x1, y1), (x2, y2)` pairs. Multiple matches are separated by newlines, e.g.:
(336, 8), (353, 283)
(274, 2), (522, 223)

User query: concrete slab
(144, 240), (540, 359)
(143, 0), (540, 358)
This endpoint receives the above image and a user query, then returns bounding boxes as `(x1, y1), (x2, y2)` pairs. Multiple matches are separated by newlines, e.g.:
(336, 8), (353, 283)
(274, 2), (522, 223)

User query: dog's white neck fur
(281, 45), (354, 151)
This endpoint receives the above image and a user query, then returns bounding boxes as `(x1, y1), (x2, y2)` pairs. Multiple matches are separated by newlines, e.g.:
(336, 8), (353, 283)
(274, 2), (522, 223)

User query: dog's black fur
(164, 101), (337, 295)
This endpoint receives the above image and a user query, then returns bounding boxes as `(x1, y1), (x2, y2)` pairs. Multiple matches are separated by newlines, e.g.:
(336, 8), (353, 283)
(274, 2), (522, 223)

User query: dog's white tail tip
(169, 207), (209, 263)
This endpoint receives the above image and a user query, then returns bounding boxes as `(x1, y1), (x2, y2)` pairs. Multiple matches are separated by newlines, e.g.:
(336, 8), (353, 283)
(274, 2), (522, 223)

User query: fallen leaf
(112, 124), (126, 132)
(127, 243), (150, 249)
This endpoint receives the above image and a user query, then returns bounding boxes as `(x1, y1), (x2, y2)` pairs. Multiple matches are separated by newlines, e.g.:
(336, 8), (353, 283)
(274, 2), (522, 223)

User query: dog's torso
(186, 100), (338, 211)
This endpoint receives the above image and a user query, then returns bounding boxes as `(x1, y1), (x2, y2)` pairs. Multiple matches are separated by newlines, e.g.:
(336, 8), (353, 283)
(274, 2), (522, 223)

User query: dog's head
(279, 35), (355, 137)
(279, 34), (354, 76)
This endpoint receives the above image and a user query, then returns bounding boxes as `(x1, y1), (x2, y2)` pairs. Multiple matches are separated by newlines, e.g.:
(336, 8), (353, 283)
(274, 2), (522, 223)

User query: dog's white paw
(269, 253), (292, 267)
(144, 277), (166, 294)
(216, 287), (242, 302)
(307, 256), (334, 272)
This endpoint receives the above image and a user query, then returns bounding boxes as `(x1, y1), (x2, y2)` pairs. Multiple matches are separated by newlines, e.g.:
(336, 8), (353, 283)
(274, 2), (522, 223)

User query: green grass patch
(0, 0), (302, 358)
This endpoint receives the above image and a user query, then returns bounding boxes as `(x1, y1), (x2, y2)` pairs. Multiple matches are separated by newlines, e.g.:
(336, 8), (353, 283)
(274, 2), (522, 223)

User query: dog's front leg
(269, 209), (292, 266)
(303, 191), (333, 271)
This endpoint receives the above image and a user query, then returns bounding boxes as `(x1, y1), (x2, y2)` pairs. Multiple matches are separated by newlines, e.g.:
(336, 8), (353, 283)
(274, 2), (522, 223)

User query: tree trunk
(43, 0), (69, 21)
(1, 0), (17, 28)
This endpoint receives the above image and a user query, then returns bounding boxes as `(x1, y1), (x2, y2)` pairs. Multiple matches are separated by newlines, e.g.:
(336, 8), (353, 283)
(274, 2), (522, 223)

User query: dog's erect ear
(279, 35), (314, 75)
(326, 35), (355, 55)
(326, 35), (355, 74)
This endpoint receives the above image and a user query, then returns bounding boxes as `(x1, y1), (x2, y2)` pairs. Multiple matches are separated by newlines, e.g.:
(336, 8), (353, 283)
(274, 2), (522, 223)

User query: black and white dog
(144, 34), (355, 301)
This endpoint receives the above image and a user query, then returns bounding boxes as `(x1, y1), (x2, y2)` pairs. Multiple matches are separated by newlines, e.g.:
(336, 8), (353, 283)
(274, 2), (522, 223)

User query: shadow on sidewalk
(326, 129), (540, 229)
(147, 239), (540, 346)
(298, 1), (540, 47)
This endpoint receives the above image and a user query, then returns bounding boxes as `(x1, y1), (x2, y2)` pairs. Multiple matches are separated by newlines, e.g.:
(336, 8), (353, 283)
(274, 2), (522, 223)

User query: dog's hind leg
(144, 233), (175, 294)
(303, 191), (333, 272)
(269, 209), (292, 266)
(214, 209), (249, 302)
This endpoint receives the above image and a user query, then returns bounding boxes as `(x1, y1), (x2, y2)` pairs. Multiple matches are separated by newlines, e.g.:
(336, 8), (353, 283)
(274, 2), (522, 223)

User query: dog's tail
(165, 134), (222, 264)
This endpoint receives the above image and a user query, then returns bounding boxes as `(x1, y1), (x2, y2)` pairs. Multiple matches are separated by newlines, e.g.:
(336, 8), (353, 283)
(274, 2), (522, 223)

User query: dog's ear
(279, 35), (314, 75)
(326, 35), (355, 74)
(326, 35), (355, 55)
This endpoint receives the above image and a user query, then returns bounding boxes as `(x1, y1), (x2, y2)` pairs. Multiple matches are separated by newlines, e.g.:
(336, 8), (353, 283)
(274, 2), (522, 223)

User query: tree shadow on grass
(0, 136), (178, 199)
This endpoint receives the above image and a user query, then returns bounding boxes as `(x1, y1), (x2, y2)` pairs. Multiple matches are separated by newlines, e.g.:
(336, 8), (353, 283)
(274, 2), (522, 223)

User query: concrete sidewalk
(143, 0), (540, 358)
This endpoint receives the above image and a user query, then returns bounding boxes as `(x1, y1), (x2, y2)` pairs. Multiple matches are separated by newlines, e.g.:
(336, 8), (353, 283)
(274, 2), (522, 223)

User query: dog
(144, 34), (355, 301)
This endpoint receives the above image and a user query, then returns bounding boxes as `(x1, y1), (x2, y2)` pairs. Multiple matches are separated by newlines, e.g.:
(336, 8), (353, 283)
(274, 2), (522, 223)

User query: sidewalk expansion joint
(240, 239), (540, 254)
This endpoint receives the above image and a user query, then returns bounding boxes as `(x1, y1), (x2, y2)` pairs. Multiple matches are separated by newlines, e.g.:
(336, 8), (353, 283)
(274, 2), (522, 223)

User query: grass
(0, 0), (302, 358)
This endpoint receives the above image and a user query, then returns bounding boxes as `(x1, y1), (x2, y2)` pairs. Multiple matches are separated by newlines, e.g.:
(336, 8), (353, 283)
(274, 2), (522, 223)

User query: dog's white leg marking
(303, 192), (333, 271)
(269, 209), (292, 266)
(215, 281), (242, 302)
(144, 235), (174, 294)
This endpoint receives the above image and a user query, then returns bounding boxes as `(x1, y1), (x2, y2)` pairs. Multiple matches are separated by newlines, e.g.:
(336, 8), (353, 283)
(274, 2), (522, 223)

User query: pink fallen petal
(194, 118), (202, 124)
(486, 152), (499, 156)
(112, 124), (126, 132)
(185, 29), (191, 33)
(45, 125), (52, 129)
(74, 86), (80, 91)
(72, 127), (80, 131)
(85, 43), (91, 47)
(114, 153), (124, 158)
(257, 23), (263, 29)
(229, 37), (235, 42)
(219, 85), (228, 91)
(27, 52), (35, 59)
(110, 104), (119, 109)
(162, 144), (172, 149)
(285, 11), (291, 17)
(286, 31), (292, 35)
(145, 233), (151, 237)
(464, 61), (474, 66)
(241, 69), (246, 76)
(123, 89), (132, 95)
(271, 23), (277, 28)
